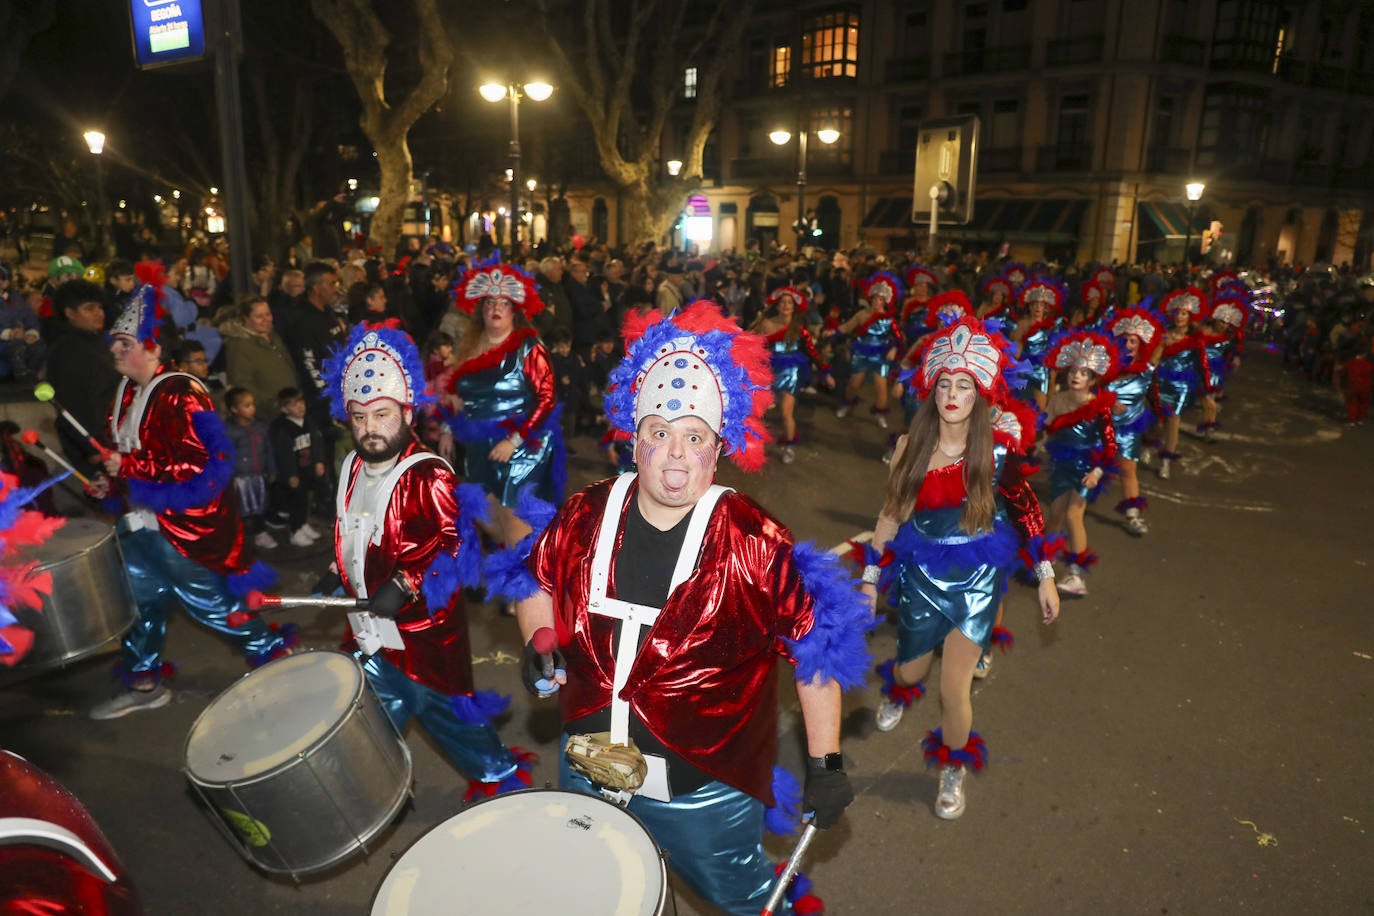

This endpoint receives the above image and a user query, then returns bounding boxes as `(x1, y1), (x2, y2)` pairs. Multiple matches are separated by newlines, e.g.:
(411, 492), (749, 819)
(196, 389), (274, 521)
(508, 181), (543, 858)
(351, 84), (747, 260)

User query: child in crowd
(268, 387), (325, 547)
(546, 328), (589, 440)
(172, 340), (225, 414)
(0, 266), (44, 382)
(419, 330), (457, 459)
(224, 387), (278, 550)
(1336, 339), (1373, 426)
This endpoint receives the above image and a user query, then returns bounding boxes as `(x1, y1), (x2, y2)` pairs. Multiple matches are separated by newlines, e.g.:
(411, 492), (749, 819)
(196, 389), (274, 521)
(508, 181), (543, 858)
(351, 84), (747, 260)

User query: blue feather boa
(765, 765), (802, 835)
(482, 488), (558, 603)
(227, 560), (278, 598)
(126, 410), (233, 513)
(449, 689), (511, 726)
(784, 541), (876, 690)
(886, 518), (1020, 579)
(420, 483), (490, 610)
(1114, 407), (1156, 438)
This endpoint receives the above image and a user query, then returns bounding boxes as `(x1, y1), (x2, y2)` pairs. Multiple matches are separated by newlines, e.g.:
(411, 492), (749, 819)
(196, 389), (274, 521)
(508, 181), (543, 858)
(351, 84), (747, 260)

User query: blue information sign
(129, 0), (206, 69)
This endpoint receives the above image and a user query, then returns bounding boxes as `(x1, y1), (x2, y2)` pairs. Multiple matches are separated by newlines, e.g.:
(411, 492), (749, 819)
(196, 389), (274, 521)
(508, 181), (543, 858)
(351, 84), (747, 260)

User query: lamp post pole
(1183, 181), (1205, 271)
(794, 128), (809, 250)
(83, 130), (106, 258)
(507, 85), (521, 256)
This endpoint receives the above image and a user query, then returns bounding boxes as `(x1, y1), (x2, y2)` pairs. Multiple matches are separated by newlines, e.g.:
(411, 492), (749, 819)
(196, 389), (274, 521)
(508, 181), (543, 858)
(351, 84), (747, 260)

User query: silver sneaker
(835, 403), (851, 419)
(875, 413), (888, 430)
(90, 684), (171, 720)
(1057, 572), (1088, 597)
(935, 764), (966, 819)
(1159, 458), (1172, 480)
(875, 698), (905, 732)
(973, 651), (992, 679)
(1126, 514), (1148, 536)
(781, 445), (796, 464)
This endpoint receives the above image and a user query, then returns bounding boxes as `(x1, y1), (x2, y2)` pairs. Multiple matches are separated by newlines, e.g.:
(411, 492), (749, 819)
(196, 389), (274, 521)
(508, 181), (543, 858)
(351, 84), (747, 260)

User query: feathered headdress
(917, 315), (1020, 401)
(110, 262), (169, 350)
(1018, 280), (1064, 315)
(1044, 330), (1120, 383)
(454, 258), (545, 320)
(1207, 270), (1239, 295)
(1108, 308), (1164, 347)
(0, 473), (66, 667)
(904, 265), (939, 292)
(980, 275), (1015, 303)
(766, 285), (809, 312)
(1210, 287), (1249, 329)
(1080, 280), (1106, 306)
(1001, 261), (1029, 287)
(1162, 287), (1207, 318)
(924, 290), (976, 329)
(1091, 266), (1116, 287)
(860, 271), (902, 310)
(323, 320), (435, 422)
(605, 301), (773, 471)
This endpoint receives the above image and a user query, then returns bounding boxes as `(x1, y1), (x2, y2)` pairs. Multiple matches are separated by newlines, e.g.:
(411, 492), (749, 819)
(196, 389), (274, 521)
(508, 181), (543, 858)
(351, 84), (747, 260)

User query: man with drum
(89, 269), (291, 720)
(507, 302), (873, 915)
(321, 321), (533, 800)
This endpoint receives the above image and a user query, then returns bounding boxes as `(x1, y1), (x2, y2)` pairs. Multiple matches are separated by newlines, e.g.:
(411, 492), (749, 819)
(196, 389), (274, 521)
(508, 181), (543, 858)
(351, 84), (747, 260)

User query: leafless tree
(0, 0), (57, 105)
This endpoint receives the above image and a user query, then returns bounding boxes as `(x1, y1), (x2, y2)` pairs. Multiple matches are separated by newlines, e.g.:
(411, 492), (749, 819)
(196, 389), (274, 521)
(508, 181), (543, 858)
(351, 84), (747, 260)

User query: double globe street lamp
(83, 129), (107, 258)
(769, 125), (840, 249)
(479, 80), (553, 254)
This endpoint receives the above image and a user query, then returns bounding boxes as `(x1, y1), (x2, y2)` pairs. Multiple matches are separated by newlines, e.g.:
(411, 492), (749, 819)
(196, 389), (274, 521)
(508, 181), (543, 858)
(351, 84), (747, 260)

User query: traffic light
(1201, 220), (1222, 255)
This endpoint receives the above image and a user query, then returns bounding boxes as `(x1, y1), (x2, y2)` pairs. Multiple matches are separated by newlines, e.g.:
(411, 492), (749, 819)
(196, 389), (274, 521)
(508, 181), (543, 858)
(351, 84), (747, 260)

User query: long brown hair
(882, 393), (996, 534)
(452, 307), (529, 365)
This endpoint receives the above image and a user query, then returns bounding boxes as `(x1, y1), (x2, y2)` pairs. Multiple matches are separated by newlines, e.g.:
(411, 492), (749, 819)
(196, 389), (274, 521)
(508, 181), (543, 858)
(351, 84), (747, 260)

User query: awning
(862, 197), (1088, 241)
(1136, 201), (1195, 240)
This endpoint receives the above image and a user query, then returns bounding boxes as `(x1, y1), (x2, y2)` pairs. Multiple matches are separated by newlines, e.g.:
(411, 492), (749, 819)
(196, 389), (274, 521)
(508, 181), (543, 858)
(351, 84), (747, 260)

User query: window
(1195, 85), (1269, 167)
(683, 66), (698, 99)
(772, 44), (792, 87)
(896, 102), (924, 153)
(1212, 0), (1282, 69)
(990, 98), (1020, 146)
(1152, 95), (1177, 147)
(965, 3), (988, 19)
(1057, 94), (1090, 150)
(802, 10), (860, 79)
(1002, 0), (1027, 10)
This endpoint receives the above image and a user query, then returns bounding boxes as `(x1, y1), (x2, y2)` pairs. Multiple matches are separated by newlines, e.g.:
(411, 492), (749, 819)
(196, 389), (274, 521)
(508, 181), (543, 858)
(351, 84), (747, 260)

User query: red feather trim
(794, 894), (825, 914)
(1161, 334), (1201, 359)
(1045, 390), (1117, 435)
(923, 290), (975, 328)
(0, 625), (34, 665)
(448, 328), (539, 383)
(991, 626), (1014, 652)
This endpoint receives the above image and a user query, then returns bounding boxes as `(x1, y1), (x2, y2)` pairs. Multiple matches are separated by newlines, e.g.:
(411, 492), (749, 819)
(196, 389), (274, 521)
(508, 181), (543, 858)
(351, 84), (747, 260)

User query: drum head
(25, 517), (111, 564)
(372, 789), (664, 916)
(185, 651), (362, 784)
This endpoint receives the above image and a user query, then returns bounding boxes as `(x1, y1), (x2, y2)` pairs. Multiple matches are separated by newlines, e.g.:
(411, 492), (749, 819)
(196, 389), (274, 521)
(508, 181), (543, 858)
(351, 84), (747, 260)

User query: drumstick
(226, 590), (370, 628)
(760, 820), (819, 916)
(19, 430), (91, 486)
(34, 383), (113, 459)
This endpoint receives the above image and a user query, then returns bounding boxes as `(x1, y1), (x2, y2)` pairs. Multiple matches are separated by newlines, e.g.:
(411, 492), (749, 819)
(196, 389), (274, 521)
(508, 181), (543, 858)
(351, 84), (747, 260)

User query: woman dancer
(975, 275), (1014, 320)
(861, 316), (1059, 820)
(753, 285), (831, 463)
(1042, 331), (1120, 597)
(1106, 308), (1164, 536)
(836, 271), (904, 429)
(1153, 288), (1209, 479)
(900, 265), (940, 342)
(1010, 280), (1065, 413)
(1196, 287), (1247, 440)
(447, 262), (564, 554)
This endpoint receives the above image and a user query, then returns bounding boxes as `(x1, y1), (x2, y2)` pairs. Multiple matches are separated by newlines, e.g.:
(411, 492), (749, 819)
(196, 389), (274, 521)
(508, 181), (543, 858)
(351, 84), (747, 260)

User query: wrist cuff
(1035, 560), (1055, 582)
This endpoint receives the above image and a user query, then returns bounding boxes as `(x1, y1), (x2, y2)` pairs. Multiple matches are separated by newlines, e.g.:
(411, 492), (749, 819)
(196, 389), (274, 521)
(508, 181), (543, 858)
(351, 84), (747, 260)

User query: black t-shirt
(565, 495), (714, 796)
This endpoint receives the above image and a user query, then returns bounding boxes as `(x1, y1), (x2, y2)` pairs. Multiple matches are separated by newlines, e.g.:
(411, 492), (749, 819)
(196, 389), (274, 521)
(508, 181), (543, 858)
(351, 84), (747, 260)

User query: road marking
(1141, 487), (1276, 513)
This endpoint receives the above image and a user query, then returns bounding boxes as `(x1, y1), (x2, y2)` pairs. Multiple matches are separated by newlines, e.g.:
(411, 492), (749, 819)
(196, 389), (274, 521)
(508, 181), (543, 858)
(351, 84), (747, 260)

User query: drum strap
(338, 450), (454, 597)
(110, 372), (205, 451)
(587, 473), (730, 746)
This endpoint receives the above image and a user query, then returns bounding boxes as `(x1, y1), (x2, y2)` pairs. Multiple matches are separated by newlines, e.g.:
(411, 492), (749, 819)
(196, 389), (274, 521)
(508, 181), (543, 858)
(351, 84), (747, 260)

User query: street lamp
(1184, 181), (1205, 267)
(479, 80), (553, 254)
(666, 159), (683, 177)
(770, 124), (840, 248)
(83, 129), (107, 258)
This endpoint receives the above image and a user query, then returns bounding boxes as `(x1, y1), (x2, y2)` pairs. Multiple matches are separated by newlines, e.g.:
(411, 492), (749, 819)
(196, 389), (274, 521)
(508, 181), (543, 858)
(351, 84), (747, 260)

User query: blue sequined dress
(1106, 362), (1155, 462)
(849, 312), (901, 377)
(765, 325), (827, 395)
(1044, 392), (1118, 501)
(1155, 335), (1206, 417)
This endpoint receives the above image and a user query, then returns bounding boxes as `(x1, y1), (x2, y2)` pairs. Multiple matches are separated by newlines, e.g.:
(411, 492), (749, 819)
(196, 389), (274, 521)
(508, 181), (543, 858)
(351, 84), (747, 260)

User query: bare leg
(779, 392), (797, 441)
(894, 652), (935, 688)
(1119, 459), (1140, 501)
(873, 374), (889, 411)
(1164, 414), (1181, 455)
(1046, 492), (1070, 539)
(1065, 493), (1088, 554)
(939, 630), (983, 748)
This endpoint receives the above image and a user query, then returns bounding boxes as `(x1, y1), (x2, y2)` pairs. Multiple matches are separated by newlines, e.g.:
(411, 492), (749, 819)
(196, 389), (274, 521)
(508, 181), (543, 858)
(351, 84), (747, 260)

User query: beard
(355, 424), (410, 464)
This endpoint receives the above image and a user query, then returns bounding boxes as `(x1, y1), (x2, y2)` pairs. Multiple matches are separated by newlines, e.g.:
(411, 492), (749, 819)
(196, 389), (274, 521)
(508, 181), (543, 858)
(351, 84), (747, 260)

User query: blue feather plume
(785, 541), (876, 690)
(886, 518), (1020, 579)
(765, 765), (802, 835)
(322, 322), (435, 422)
(227, 560), (278, 598)
(449, 689), (511, 725)
(483, 532), (542, 602)
(127, 410), (233, 513)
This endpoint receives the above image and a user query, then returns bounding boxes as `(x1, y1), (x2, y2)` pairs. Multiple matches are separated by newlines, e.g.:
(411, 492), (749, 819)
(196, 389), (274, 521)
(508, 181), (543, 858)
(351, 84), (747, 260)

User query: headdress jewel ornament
(861, 271), (902, 308)
(1109, 308), (1163, 346)
(1045, 330), (1120, 382)
(110, 262), (169, 350)
(918, 315), (1017, 399)
(905, 264), (939, 291)
(766, 285), (809, 312)
(1162, 287), (1207, 316)
(1018, 280), (1063, 312)
(925, 290), (975, 328)
(605, 301), (773, 471)
(323, 320), (435, 422)
(1002, 261), (1029, 287)
(454, 258), (546, 320)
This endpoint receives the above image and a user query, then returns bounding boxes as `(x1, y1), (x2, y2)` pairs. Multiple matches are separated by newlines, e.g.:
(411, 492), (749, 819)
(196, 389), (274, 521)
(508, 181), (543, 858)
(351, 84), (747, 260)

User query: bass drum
(371, 789), (666, 916)
(0, 518), (136, 679)
(183, 650), (412, 880)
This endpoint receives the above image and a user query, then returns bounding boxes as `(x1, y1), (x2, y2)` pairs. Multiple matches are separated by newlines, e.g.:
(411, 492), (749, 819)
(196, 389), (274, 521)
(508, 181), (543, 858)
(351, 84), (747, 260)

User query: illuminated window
(802, 10), (860, 79)
(683, 66), (698, 98)
(771, 44), (792, 87)
(807, 106), (854, 166)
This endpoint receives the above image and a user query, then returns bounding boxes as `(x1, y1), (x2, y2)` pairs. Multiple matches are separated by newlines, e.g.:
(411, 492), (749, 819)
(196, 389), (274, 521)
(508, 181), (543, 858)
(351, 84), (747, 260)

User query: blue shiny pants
(362, 654), (518, 784)
(118, 525), (286, 675)
(559, 749), (787, 916)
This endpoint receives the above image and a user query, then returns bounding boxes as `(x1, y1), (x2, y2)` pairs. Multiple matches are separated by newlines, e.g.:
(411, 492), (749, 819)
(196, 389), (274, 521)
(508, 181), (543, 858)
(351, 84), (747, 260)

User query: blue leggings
(118, 526), (286, 676)
(363, 654), (518, 784)
(559, 748), (787, 916)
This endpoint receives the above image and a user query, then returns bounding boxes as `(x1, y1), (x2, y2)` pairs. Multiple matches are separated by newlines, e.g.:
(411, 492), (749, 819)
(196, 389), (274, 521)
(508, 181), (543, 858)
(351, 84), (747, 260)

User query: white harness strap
(587, 473), (731, 744)
(110, 371), (205, 451)
(337, 449), (451, 597)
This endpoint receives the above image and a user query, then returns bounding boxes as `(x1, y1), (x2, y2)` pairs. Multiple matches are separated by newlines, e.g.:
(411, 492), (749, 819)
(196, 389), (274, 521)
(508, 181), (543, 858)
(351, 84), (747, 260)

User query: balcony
(1274, 54), (1307, 84)
(1310, 62), (1348, 90)
(1160, 35), (1206, 66)
(1145, 147), (1192, 174)
(884, 56), (931, 83)
(730, 156), (852, 181)
(981, 146), (1022, 173)
(1209, 43), (1276, 74)
(1336, 167), (1374, 191)
(879, 149), (914, 175)
(1046, 34), (1104, 68)
(1037, 144), (1093, 172)
(1293, 160), (1332, 187)
(943, 43), (1031, 77)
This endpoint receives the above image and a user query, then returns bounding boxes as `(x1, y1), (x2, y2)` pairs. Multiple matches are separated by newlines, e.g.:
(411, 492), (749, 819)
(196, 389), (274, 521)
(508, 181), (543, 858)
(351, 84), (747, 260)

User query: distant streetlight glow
(479, 83), (508, 103)
(83, 130), (105, 155)
(347, 178), (358, 191)
(768, 129), (792, 146)
(172, 189), (181, 199)
(526, 178), (537, 192)
(667, 160), (683, 176)
(210, 186), (219, 196)
(1185, 181), (1205, 201)
(523, 82), (553, 101)
(815, 127), (841, 145)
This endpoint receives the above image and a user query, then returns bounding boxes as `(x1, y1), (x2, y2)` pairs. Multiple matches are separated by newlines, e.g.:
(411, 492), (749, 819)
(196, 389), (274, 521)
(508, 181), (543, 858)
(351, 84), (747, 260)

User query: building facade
(553, 0), (1374, 269)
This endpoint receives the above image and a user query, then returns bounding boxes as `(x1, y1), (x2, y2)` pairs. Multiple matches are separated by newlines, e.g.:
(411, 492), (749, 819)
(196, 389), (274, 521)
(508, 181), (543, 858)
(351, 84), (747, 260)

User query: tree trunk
(372, 134), (413, 260)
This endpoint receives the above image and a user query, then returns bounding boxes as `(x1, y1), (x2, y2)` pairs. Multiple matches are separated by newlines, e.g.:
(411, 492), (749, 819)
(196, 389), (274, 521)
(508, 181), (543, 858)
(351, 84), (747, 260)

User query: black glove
(311, 568), (342, 597)
(803, 761), (853, 829)
(367, 576), (414, 618)
(521, 637), (568, 698)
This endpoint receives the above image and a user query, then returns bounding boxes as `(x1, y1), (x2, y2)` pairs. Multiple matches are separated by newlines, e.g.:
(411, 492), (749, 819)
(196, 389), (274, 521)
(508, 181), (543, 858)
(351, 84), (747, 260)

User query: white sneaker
(1126, 515), (1148, 536)
(253, 531), (277, 550)
(299, 523), (322, 540)
(1159, 458), (1172, 480)
(1057, 572), (1088, 597)
(289, 527), (316, 547)
(90, 684), (172, 720)
(781, 445), (796, 464)
(973, 651), (992, 679)
(875, 698), (905, 732)
(875, 413), (889, 430)
(935, 765), (967, 820)
(835, 403), (851, 419)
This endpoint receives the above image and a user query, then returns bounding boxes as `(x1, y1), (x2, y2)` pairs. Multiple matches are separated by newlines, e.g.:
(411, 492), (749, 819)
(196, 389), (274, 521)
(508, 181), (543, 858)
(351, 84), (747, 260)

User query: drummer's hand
(804, 763), (853, 829)
(521, 638), (567, 698)
(84, 475), (110, 499)
(488, 438), (516, 463)
(368, 576), (413, 618)
(101, 452), (122, 476)
(1038, 579), (1060, 624)
(311, 568), (343, 597)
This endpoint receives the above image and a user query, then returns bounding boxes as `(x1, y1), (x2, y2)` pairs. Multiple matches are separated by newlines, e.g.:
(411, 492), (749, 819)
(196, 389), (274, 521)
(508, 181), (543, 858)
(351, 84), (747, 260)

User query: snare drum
(0, 518), (137, 675)
(371, 789), (665, 916)
(184, 650), (412, 879)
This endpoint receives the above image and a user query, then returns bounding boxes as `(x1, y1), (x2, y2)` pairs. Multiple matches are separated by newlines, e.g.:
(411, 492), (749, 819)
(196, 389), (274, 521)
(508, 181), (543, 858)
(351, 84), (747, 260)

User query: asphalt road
(3, 349), (1371, 915)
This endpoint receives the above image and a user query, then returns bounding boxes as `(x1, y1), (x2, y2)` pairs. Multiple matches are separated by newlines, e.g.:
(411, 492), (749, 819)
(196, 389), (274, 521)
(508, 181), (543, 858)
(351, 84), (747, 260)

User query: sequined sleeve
(518, 342), (558, 440)
(998, 465), (1046, 542)
(799, 327), (830, 374)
